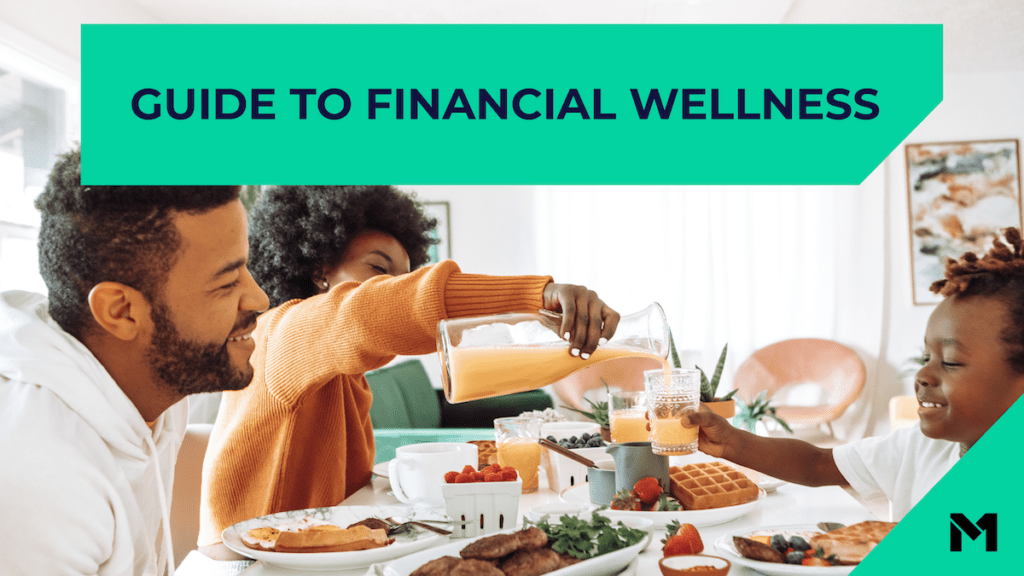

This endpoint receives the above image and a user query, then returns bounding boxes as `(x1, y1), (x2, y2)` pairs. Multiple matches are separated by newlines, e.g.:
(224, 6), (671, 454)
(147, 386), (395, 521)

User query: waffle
(467, 440), (498, 468)
(668, 462), (759, 510)
(810, 521), (897, 564)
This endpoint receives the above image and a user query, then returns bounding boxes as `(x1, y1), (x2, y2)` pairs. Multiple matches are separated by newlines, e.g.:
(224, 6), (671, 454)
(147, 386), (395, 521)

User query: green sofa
(365, 359), (554, 463)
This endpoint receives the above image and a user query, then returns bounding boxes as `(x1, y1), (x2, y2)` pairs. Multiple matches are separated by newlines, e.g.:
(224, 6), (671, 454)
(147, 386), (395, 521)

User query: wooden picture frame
(905, 139), (1022, 305)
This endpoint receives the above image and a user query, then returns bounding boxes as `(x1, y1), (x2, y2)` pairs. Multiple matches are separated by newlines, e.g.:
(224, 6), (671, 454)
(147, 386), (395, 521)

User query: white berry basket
(543, 446), (610, 493)
(441, 478), (522, 538)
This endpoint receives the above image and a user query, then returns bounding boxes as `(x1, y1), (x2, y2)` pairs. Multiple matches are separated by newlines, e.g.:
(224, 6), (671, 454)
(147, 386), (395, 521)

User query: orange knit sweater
(197, 261), (550, 545)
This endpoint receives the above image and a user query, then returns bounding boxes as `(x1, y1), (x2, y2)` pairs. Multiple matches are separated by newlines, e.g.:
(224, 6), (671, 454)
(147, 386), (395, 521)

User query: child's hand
(682, 405), (734, 459)
(541, 282), (620, 359)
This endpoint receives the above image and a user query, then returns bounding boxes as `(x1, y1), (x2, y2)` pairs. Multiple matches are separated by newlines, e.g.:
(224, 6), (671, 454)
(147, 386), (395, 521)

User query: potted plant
(733, 390), (793, 434)
(562, 379), (612, 441)
(670, 335), (737, 418)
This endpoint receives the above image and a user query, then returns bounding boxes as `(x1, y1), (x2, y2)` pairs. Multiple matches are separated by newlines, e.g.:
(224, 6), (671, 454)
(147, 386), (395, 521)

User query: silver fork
(385, 516), (453, 536)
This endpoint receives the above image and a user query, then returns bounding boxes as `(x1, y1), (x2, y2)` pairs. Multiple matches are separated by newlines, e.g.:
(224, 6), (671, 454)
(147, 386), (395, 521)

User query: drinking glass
(494, 417), (543, 493)
(609, 390), (650, 443)
(644, 368), (700, 455)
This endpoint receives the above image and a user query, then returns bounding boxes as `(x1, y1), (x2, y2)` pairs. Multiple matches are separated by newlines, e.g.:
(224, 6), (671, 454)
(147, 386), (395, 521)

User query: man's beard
(146, 301), (257, 396)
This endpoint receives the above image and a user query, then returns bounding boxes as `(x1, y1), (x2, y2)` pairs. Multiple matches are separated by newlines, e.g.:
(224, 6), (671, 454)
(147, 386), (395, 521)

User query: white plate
(758, 475), (787, 493)
(222, 505), (446, 571)
(372, 461), (389, 479)
(379, 526), (651, 576)
(715, 524), (856, 576)
(559, 483), (760, 527)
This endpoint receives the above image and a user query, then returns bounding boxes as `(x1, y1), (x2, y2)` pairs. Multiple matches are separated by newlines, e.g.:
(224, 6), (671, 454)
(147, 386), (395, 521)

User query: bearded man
(0, 147), (269, 576)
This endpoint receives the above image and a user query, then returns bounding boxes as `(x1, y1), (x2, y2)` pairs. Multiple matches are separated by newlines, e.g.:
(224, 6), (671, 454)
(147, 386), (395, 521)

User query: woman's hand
(541, 282), (620, 359)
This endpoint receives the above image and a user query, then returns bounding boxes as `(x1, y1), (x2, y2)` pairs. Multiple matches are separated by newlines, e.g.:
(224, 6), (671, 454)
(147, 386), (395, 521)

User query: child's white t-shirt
(832, 425), (960, 520)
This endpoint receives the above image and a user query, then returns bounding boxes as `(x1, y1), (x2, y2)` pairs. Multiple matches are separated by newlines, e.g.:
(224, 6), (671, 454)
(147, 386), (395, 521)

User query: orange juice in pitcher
(438, 303), (670, 403)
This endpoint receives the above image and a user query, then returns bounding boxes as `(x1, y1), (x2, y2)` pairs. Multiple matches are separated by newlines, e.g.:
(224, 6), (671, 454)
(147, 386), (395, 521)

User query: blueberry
(770, 534), (788, 553)
(785, 551), (804, 564)
(581, 433), (590, 441)
(546, 436), (558, 443)
(569, 436), (578, 444)
(789, 536), (810, 551)
(587, 438), (603, 447)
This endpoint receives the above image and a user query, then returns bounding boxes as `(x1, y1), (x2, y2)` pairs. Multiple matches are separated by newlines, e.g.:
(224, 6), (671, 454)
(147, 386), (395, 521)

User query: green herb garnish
(525, 511), (646, 560)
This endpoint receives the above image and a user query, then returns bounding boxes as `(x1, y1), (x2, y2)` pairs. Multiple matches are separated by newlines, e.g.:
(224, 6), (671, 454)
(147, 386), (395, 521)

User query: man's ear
(87, 282), (152, 341)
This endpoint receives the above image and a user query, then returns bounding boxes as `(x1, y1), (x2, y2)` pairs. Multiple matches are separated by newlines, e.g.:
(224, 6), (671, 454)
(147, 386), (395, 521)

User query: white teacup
(388, 442), (478, 507)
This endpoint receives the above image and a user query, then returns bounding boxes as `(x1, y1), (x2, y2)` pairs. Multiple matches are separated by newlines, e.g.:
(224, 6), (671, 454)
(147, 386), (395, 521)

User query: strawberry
(461, 465), (477, 475)
(501, 467), (518, 481)
(454, 473), (476, 483)
(484, 472), (504, 482)
(610, 489), (642, 511)
(632, 476), (662, 505)
(443, 471), (459, 483)
(661, 522), (703, 556)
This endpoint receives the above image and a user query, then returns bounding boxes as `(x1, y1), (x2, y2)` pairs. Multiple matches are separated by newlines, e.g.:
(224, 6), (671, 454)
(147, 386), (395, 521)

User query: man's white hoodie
(0, 291), (186, 576)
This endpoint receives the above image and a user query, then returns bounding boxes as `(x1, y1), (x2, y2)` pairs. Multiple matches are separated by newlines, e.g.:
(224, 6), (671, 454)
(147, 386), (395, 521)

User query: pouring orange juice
(438, 303), (670, 403)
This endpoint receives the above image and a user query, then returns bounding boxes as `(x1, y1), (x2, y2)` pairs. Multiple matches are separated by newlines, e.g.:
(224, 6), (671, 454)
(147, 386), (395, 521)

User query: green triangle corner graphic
(853, 394), (1024, 574)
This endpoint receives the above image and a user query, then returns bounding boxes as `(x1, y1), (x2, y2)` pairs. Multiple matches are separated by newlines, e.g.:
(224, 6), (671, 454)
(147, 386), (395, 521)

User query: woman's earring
(321, 280), (330, 289)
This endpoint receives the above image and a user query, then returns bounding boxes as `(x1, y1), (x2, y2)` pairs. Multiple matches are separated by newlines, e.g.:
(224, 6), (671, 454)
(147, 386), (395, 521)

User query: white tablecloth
(233, 467), (877, 576)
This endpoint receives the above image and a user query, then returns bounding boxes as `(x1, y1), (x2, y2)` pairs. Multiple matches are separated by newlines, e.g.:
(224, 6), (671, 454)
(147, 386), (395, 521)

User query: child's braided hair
(930, 227), (1024, 373)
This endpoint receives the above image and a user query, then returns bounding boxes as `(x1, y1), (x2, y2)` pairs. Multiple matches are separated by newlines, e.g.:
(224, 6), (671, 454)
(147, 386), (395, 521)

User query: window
(0, 40), (79, 294)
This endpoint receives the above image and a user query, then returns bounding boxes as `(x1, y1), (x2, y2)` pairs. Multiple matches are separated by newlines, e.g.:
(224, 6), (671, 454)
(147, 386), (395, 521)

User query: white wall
(405, 185), (539, 276)
(877, 69), (1024, 434)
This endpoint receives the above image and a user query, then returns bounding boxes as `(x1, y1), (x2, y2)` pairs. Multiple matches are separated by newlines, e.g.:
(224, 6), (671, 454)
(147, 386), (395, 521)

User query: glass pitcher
(437, 302), (670, 403)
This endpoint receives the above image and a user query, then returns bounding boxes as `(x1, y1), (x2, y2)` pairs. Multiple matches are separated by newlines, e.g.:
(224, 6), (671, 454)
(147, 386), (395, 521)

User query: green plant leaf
(719, 389), (738, 401)
(710, 343), (727, 389)
(669, 330), (682, 369)
(697, 367), (713, 401)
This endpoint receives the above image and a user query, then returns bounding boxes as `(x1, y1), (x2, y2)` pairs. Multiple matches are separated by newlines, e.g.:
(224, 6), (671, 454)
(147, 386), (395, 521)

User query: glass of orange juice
(609, 391), (650, 443)
(494, 417), (543, 493)
(644, 368), (700, 455)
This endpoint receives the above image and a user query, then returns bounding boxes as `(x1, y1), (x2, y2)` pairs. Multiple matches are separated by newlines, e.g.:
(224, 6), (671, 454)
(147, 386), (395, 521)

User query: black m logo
(950, 513), (997, 552)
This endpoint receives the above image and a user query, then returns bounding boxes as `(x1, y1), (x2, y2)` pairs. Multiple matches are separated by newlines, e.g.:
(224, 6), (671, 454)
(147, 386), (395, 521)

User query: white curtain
(534, 170), (888, 440)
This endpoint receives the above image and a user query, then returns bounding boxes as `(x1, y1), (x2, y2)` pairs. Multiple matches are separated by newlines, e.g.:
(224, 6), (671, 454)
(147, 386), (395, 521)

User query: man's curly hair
(35, 147), (240, 340)
(248, 185), (438, 307)
(930, 227), (1024, 373)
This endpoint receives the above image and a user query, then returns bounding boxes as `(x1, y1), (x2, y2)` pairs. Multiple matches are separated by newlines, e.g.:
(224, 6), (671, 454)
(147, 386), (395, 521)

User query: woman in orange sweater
(195, 185), (618, 563)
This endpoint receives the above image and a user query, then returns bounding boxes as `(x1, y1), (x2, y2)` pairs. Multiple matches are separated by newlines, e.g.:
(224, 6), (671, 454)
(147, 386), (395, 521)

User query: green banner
(854, 395), (1024, 574)
(81, 24), (941, 184)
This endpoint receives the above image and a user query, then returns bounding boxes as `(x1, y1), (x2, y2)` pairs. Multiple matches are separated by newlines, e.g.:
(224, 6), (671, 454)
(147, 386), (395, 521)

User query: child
(195, 185), (619, 562)
(681, 227), (1024, 520)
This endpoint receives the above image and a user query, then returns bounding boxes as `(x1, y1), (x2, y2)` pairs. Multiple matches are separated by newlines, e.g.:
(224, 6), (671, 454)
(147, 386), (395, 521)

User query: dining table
(233, 447), (881, 576)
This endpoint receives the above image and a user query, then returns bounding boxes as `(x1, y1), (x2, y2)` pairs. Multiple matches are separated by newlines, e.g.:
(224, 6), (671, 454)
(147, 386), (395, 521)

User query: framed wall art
(905, 139), (1022, 305)
(423, 201), (451, 263)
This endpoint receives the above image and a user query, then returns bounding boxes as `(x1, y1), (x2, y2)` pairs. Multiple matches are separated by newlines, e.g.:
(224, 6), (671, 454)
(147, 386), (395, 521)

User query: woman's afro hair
(248, 185), (438, 307)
